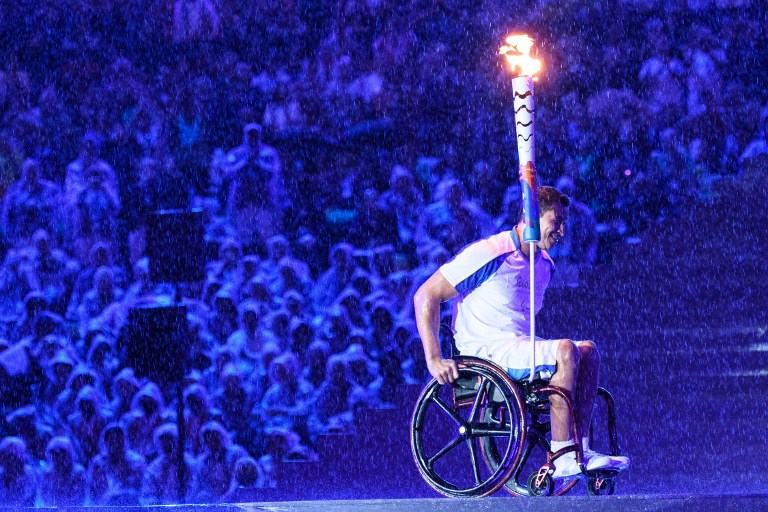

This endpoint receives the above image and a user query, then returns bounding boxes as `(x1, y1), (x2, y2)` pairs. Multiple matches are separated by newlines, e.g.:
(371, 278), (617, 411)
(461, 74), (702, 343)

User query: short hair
(517, 185), (571, 222)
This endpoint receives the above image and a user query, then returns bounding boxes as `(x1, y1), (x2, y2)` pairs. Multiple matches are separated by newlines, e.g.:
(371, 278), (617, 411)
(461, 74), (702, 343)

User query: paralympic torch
(500, 35), (542, 381)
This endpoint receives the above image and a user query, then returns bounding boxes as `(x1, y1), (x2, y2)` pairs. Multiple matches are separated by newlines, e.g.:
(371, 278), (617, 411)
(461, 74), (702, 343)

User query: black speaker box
(147, 208), (206, 282)
(120, 304), (190, 385)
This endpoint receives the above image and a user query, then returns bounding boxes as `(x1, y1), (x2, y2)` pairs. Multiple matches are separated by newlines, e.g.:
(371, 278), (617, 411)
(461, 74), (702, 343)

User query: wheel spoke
(427, 435), (463, 467)
(431, 395), (464, 426)
(466, 438), (482, 486)
(468, 377), (488, 423)
(471, 426), (511, 437)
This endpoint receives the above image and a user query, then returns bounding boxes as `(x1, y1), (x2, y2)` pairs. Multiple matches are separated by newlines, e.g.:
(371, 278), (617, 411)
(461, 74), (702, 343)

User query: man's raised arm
(413, 270), (460, 384)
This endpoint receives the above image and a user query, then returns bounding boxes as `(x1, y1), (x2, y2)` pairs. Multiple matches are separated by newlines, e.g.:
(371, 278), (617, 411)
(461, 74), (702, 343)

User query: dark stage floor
(3, 495), (768, 512)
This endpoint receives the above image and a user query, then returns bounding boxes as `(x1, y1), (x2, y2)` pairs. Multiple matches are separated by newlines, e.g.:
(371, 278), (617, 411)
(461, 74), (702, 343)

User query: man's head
(81, 132), (101, 161)
(234, 456), (263, 487)
(94, 266), (114, 296)
(32, 229), (51, 256)
(21, 158), (41, 184)
(244, 123), (262, 148)
(154, 424), (178, 456)
(46, 437), (74, 472)
(518, 186), (570, 251)
(102, 423), (126, 459)
(85, 165), (104, 189)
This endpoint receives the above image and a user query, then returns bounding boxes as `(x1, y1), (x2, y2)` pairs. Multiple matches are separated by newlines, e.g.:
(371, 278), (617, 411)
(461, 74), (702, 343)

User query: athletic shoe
(551, 451), (581, 479)
(583, 449), (630, 472)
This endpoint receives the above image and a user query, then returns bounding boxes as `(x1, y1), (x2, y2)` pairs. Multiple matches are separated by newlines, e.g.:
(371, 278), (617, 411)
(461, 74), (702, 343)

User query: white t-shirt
(439, 230), (554, 353)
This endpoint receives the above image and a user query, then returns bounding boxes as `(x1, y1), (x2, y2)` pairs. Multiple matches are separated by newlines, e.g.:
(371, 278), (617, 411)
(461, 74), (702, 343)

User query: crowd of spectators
(1, 0), (767, 505)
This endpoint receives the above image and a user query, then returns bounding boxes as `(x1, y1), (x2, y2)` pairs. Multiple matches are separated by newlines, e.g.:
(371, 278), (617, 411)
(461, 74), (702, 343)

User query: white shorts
(458, 335), (560, 381)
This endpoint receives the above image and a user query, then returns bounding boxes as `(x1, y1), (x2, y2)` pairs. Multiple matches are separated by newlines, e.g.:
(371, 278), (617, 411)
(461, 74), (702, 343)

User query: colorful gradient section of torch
(500, 35), (541, 243)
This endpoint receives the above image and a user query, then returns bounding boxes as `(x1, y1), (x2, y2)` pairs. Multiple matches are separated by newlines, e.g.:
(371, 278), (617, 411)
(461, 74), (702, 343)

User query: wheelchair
(410, 356), (623, 497)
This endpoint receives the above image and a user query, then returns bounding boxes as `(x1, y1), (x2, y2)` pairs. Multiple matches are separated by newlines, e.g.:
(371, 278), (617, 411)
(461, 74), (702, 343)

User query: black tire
(411, 357), (526, 497)
(587, 476), (615, 496)
(527, 470), (554, 496)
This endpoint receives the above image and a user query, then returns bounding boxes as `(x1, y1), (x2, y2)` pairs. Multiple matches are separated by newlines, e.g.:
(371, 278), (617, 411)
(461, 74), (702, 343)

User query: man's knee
(556, 339), (580, 370)
(576, 340), (600, 364)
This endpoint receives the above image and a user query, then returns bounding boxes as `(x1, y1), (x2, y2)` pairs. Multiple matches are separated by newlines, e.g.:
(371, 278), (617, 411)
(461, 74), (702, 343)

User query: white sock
(551, 439), (575, 456)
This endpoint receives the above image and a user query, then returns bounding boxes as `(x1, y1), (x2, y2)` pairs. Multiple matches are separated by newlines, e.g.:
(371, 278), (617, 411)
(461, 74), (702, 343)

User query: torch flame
(500, 34), (541, 78)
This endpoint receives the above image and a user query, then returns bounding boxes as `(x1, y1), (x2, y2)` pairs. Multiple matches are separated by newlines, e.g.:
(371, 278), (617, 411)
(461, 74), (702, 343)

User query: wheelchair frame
(410, 356), (622, 497)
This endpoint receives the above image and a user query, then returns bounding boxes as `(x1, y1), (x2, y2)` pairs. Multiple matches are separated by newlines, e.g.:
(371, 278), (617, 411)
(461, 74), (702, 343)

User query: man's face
(49, 447), (70, 471)
(23, 161), (40, 184)
(537, 204), (568, 251)
(243, 310), (258, 330)
(160, 433), (175, 455)
(35, 236), (50, 256)
(106, 431), (124, 457)
(83, 141), (98, 161)
(187, 394), (204, 415)
(79, 399), (95, 418)
(245, 129), (261, 148)
(203, 431), (222, 453)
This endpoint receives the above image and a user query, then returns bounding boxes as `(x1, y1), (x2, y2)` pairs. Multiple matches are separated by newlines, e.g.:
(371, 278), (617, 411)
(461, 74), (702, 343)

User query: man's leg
(575, 340), (599, 440)
(548, 339), (580, 442)
(572, 340), (630, 472)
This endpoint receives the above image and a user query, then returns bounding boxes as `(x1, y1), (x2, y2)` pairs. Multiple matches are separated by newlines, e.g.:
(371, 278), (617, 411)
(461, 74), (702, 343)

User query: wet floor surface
(4, 495), (768, 512)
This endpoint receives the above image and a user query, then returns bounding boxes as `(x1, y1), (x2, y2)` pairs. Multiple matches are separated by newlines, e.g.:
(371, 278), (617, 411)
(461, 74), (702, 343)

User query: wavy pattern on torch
(517, 134), (533, 141)
(514, 90), (533, 100)
(515, 104), (534, 114)
(516, 120), (533, 128)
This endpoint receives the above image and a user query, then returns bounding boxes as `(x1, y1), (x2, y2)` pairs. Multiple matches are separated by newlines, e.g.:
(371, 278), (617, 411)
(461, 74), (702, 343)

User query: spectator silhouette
(0, 437), (36, 506)
(73, 165), (120, 260)
(310, 354), (365, 433)
(311, 242), (357, 314)
(415, 177), (492, 254)
(288, 318), (315, 366)
(66, 385), (107, 467)
(39, 436), (87, 506)
(140, 423), (198, 505)
(107, 368), (139, 423)
(1, 158), (62, 248)
(377, 164), (424, 247)
(76, 266), (123, 338)
(194, 420), (247, 502)
(260, 353), (313, 443)
(303, 340), (330, 389)
(64, 132), (119, 210)
(5, 405), (53, 464)
(227, 300), (274, 360)
(214, 363), (255, 446)
(124, 382), (167, 461)
(23, 229), (73, 315)
(54, 364), (100, 430)
(87, 423), (145, 505)
(222, 455), (265, 502)
(182, 383), (217, 456)
(208, 289), (239, 345)
(317, 304), (351, 354)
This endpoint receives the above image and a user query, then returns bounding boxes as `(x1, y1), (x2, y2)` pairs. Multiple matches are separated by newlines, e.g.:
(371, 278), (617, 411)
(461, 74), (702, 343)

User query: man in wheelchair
(414, 186), (629, 480)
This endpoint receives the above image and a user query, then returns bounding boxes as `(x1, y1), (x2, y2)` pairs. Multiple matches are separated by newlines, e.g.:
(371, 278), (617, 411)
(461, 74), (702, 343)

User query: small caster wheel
(527, 470), (554, 496)
(587, 476), (615, 496)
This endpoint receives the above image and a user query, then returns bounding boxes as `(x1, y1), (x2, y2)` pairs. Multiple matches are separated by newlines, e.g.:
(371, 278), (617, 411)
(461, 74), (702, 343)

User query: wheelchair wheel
(587, 475), (616, 496)
(411, 357), (526, 497)
(527, 470), (554, 496)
